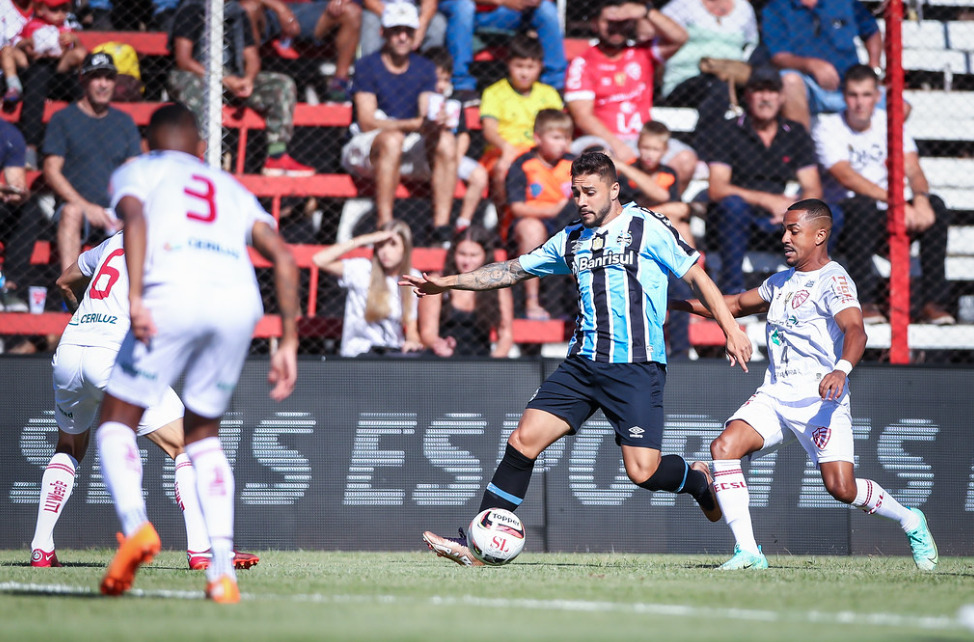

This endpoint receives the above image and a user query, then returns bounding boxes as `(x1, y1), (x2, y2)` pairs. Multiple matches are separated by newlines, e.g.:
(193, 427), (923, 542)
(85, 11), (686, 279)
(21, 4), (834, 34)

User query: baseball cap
(38, 0), (71, 7)
(381, 2), (420, 30)
(80, 51), (118, 77)
(745, 66), (783, 92)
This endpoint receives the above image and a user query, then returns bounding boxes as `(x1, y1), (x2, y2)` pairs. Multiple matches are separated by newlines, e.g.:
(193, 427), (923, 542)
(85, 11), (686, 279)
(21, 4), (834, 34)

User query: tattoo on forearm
(454, 259), (530, 291)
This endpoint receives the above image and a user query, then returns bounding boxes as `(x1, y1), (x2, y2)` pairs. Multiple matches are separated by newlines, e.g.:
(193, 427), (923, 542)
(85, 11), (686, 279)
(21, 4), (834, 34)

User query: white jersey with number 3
(60, 233), (130, 351)
(108, 149), (275, 312)
(758, 261), (860, 400)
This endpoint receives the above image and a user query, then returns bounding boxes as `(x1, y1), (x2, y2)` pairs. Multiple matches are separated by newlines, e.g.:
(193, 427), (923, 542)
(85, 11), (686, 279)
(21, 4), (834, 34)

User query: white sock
(174, 452), (210, 553)
(185, 437), (236, 581)
(97, 421), (148, 537)
(31, 452), (78, 551)
(713, 459), (760, 554)
(853, 478), (920, 531)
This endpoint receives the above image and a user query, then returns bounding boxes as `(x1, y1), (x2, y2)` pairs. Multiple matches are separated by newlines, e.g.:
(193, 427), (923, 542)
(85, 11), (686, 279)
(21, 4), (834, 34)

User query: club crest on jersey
(792, 290), (810, 308)
(616, 231), (632, 247)
(812, 426), (831, 449)
(592, 234), (605, 251)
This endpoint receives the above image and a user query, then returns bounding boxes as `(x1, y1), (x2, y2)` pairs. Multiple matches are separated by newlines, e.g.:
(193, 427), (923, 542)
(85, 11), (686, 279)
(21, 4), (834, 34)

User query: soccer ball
(467, 508), (526, 566)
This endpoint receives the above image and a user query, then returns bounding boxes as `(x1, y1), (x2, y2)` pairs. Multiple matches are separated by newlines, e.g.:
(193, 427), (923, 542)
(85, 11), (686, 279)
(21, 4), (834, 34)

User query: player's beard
(581, 200), (613, 229)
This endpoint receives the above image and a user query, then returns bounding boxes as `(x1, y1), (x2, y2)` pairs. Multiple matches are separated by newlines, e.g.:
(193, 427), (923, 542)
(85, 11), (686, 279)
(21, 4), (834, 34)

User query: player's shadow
(0, 561), (103, 568)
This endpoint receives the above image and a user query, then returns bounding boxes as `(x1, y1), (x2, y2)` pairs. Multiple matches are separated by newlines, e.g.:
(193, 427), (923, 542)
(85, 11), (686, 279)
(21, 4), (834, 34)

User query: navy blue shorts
(526, 357), (666, 449)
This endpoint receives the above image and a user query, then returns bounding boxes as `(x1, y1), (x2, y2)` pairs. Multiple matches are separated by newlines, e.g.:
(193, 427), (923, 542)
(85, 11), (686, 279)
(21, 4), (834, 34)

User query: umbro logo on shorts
(628, 426), (644, 438)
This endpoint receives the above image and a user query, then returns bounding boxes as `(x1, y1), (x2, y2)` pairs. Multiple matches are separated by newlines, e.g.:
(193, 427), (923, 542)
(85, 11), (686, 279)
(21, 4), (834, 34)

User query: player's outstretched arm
(670, 287), (768, 319)
(252, 221), (299, 401)
(680, 263), (752, 371)
(819, 306), (867, 401)
(400, 258), (533, 297)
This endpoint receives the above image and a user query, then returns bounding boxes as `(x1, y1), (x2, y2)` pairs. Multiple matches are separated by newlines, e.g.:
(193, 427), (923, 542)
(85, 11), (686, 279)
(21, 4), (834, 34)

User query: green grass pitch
(1, 550), (973, 641)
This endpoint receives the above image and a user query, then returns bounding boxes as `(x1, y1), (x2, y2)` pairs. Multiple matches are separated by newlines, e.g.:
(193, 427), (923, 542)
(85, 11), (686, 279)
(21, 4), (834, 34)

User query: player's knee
(824, 478), (857, 504)
(710, 434), (740, 461)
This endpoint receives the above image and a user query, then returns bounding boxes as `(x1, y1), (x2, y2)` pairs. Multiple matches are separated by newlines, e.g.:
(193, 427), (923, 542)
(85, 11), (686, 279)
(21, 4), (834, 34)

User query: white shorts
(340, 129), (432, 180)
(727, 387), (854, 466)
(52, 343), (183, 437)
(106, 297), (258, 419)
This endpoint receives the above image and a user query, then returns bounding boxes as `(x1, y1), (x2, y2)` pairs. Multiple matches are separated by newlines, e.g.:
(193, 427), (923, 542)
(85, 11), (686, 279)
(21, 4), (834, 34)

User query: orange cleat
(100, 522), (161, 596)
(187, 549), (260, 570)
(205, 574), (241, 604)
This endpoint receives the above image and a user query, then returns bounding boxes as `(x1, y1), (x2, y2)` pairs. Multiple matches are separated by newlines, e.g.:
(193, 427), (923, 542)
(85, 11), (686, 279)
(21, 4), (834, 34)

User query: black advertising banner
(1, 357), (972, 557)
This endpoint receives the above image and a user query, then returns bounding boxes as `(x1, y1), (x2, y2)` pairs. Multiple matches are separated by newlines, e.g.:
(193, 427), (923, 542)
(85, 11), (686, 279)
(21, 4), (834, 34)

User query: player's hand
(279, 8), (301, 38)
(327, 0), (345, 18)
(129, 297), (157, 345)
(766, 194), (793, 224)
(611, 140), (637, 164)
(807, 59), (840, 91)
(399, 272), (451, 297)
(357, 229), (396, 247)
(724, 326), (751, 372)
(268, 339), (298, 401)
(402, 339), (425, 353)
(819, 370), (846, 401)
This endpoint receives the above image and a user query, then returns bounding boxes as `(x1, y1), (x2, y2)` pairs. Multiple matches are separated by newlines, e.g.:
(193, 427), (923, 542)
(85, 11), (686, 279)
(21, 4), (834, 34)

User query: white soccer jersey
(109, 150), (275, 312)
(757, 261), (860, 400)
(812, 108), (918, 205)
(60, 233), (130, 351)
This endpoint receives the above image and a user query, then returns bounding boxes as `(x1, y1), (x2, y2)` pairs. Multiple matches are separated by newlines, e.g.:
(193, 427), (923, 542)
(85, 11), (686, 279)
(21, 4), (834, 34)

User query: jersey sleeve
(564, 54), (595, 103)
(641, 211), (699, 278)
(338, 257), (371, 291)
(77, 237), (110, 277)
(758, 275), (775, 303)
(823, 270), (860, 316)
(108, 157), (150, 208)
(518, 228), (572, 276)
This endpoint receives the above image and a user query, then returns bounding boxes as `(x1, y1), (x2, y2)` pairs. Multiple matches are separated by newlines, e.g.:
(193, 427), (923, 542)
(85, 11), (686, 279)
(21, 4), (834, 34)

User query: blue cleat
(717, 544), (769, 570)
(905, 507), (938, 571)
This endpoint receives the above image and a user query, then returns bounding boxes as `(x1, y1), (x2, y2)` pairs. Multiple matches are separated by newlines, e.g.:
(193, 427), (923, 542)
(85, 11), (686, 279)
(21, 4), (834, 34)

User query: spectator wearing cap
(168, 0), (315, 176)
(340, 2), (458, 243)
(359, 0), (445, 60)
(700, 65), (822, 294)
(42, 51), (141, 274)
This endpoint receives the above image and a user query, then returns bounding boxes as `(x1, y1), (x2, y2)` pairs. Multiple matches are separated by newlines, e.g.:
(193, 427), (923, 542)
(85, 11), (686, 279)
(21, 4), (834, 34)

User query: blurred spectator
(2, 0), (85, 106)
(702, 66), (821, 295)
(168, 0), (315, 177)
(505, 109), (575, 321)
(479, 33), (562, 212)
(658, 0), (758, 138)
(762, 0), (881, 131)
(438, 0), (567, 105)
(86, 0), (180, 31)
(618, 122), (692, 244)
(43, 52), (139, 274)
(340, 2), (457, 243)
(240, 0), (362, 103)
(360, 0), (445, 57)
(566, 0), (698, 193)
(424, 46), (487, 231)
(0, 118), (29, 311)
(813, 65), (954, 326)
(418, 225), (514, 357)
(312, 221), (425, 357)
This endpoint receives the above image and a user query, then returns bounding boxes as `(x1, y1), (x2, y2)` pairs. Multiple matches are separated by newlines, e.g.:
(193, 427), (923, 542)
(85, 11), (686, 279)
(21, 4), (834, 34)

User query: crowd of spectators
(0, 0), (962, 359)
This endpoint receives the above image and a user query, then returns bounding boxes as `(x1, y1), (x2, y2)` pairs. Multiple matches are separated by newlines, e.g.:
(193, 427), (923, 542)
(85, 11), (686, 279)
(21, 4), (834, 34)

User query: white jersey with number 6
(108, 149), (275, 311)
(60, 233), (130, 351)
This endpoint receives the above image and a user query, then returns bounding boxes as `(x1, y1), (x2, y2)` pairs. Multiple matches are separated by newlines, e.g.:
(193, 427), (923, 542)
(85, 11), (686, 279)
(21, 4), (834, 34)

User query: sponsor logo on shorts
(812, 425), (831, 449)
(628, 426), (644, 438)
(118, 360), (158, 381)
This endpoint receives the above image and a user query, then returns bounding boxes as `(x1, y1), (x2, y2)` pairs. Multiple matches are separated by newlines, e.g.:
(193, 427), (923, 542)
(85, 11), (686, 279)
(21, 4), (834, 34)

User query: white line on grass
(0, 582), (961, 632)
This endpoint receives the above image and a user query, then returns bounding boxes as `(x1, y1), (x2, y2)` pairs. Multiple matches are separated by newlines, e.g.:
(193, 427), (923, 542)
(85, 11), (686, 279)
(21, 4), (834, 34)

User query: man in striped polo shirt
(402, 152), (752, 566)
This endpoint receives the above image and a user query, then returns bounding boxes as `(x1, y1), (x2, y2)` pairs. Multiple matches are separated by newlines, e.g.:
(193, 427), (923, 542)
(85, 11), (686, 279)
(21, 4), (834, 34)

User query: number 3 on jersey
(185, 174), (217, 223)
(89, 248), (125, 300)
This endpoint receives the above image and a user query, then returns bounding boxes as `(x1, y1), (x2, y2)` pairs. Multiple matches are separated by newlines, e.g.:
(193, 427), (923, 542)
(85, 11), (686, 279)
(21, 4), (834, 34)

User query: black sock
(637, 454), (709, 500)
(479, 444), (535, 512)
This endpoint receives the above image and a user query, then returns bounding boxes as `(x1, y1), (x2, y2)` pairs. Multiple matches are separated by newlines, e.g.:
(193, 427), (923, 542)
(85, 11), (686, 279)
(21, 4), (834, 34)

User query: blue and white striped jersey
(519, 202), (699, 364)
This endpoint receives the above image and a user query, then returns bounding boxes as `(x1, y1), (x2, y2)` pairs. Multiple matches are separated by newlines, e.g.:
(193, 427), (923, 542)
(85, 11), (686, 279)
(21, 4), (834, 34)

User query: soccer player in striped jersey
(671, 199), (938, 571)
(403, 152), (751, 566)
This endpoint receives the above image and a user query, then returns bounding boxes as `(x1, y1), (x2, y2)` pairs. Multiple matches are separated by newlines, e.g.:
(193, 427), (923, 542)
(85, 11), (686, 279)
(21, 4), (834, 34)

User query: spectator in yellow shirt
(479, 33), (563, 210)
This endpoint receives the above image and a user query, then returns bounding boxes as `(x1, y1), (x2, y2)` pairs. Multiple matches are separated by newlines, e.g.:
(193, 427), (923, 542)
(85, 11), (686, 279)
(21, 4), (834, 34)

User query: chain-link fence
(0, 0), (971, 363)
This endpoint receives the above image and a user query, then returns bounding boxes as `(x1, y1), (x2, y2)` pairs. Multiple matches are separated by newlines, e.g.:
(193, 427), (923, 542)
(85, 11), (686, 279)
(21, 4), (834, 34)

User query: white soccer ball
(467, 508), (526, 566)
